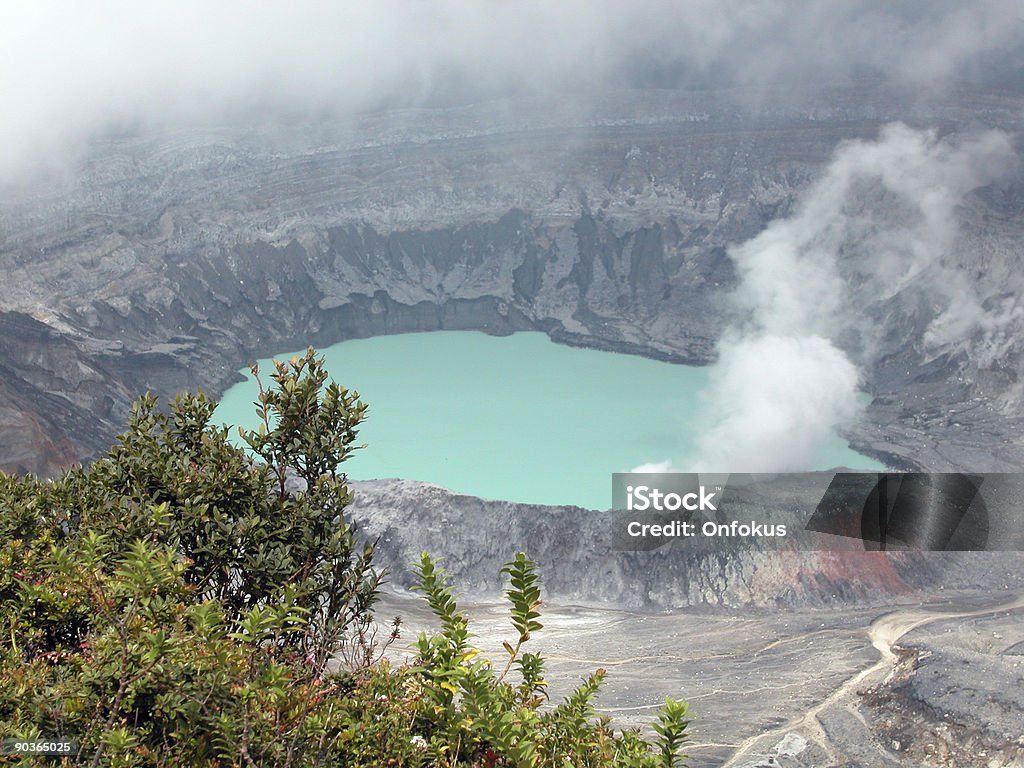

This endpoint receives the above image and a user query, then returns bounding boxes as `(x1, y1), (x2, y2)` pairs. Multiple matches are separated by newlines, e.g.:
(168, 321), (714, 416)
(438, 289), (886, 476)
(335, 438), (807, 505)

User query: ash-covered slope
(349, 479), (1023, 609)
(1, 87), (1023, 475)
(862, 608), (1024, 767)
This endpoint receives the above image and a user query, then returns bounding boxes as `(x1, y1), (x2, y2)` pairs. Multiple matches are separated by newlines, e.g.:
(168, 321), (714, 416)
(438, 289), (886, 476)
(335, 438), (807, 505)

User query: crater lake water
(214, 331), (884, 510)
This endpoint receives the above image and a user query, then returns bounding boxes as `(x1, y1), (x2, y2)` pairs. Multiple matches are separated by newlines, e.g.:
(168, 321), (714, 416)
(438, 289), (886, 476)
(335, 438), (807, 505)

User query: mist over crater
(2, 84), (1023, 478)
(3, 7), (1024, 764)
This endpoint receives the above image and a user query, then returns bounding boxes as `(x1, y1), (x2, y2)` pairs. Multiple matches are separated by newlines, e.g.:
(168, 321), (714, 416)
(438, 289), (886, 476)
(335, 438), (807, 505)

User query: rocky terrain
(861, 607), (1024, 767)
(2, 80), (1023, 767)
(350, 478), (1024, 608)
(1, 85), (1023, 476)
(356, 473), (1023, 766)
(381, 582), (1023, 768)
(350, 475), (1023, 767)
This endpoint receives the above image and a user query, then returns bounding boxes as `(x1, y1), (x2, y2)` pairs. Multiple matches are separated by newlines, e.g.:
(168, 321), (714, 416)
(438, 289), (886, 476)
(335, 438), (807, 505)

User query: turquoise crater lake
(214, 331), (883, 510)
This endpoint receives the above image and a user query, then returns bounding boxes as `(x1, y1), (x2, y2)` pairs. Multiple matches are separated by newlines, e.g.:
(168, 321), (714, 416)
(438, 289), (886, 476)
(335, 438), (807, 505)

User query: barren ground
(379, 589), (1024, 767)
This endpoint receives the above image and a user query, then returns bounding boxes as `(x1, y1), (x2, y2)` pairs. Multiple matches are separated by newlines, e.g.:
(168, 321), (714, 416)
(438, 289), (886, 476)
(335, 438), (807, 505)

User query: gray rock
(347, 478), (1024, 608)
(0, 87), (1022, 478)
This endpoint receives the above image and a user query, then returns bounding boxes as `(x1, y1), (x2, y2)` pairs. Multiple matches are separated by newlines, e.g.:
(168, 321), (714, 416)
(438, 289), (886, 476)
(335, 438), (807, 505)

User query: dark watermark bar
(610, 472), (1024, 552)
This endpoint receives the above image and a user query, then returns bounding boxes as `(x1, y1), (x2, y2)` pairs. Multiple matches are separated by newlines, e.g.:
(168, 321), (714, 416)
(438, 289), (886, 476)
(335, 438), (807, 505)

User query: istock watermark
(623, 483), (718, 512)
(610, 472), (1024, 552)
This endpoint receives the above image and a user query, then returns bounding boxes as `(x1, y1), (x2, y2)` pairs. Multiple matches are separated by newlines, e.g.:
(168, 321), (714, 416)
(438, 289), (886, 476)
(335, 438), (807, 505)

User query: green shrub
(405, 551), (693, 768)
(1, 349), (381, 766)
(0, 348), (693, 767)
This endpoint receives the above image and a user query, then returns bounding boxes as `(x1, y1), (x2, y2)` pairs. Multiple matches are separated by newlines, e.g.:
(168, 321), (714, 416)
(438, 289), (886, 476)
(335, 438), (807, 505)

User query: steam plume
(686, 124), (1016, 472)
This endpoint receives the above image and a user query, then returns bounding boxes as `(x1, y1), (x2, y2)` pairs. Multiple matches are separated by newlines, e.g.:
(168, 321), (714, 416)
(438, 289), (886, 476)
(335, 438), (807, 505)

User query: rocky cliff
(348, 479), (1024, 608)
(1, 86), (1023, 475)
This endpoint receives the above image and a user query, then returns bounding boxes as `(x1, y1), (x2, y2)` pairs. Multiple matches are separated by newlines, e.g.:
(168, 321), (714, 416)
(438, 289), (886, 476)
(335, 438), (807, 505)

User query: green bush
(0, 348), (693, 767)
(406, 551), (693, 767)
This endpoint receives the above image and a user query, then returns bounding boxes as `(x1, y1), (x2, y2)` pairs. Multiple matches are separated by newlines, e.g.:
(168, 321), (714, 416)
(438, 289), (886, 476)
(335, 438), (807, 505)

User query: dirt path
(720, 592), (1024, 768)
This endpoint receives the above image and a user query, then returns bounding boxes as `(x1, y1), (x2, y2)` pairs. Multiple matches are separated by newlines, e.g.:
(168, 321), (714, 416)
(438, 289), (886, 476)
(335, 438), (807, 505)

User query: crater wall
(1, 88), (1022, 475)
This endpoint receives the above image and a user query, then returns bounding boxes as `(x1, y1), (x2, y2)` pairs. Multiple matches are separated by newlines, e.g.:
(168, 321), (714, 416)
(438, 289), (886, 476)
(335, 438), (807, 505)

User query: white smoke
(631, 460), (679, 474)
(679, 123), (1016, 472)
(691, 335), (861, 472)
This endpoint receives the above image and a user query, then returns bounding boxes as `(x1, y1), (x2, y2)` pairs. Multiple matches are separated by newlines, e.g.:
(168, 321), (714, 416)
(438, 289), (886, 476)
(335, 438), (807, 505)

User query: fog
(3, 1), (1023, 184)
(5, 2), (1023, 473)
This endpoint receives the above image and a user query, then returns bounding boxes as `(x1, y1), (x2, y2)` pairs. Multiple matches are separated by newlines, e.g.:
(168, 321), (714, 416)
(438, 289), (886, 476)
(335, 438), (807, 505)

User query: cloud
(681, 123), (1017, 472)
(1, 1), (1022, 185)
